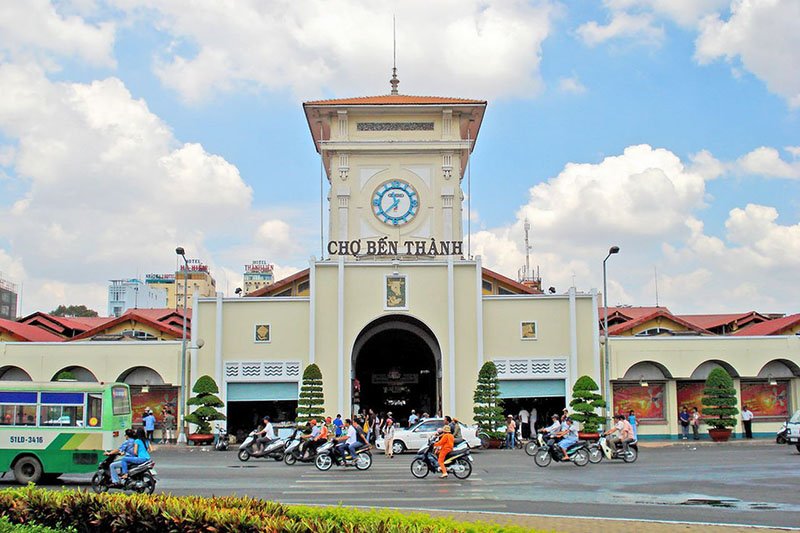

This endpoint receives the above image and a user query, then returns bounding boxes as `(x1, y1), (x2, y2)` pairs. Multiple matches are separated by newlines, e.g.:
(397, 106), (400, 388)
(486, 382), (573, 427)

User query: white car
(785, 409), (800, 452)
(376, 418), (481, 454)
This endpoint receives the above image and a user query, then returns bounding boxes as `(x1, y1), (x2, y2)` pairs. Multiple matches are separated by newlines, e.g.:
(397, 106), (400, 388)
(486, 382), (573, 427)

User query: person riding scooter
(539, 414), (562, 445)
(555, 417), (579, 460)
(256, 416), (275, 453)
(334, 418), (359, 462)
(604, 414), (634, 454)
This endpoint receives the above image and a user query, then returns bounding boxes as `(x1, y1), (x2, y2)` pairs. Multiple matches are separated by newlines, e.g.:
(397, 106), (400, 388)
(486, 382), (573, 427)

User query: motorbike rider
(539, 414), (562, 445)
(256, 415), (275, 453)
(555, 417), (578, 460)
(334, 418), (359, 462)
(105, 428), (136, 486)
(305, 419), (329, 458)
(619, 415), (635, 454)
(604, 414), (625, 450)
(434, 424), (455, 478)
(299, 419), (319, 457)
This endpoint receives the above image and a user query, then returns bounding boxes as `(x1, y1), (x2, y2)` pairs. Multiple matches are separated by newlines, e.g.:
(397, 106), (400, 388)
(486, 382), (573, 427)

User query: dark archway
(352, 315), (441, 424)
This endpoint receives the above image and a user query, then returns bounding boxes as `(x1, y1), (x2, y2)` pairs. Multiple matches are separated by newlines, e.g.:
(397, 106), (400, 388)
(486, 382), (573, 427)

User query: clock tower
(303, 81), (486, 259)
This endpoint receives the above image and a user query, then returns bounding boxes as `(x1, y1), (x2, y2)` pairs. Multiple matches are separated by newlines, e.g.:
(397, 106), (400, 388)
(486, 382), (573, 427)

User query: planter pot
(488, 438), (504, 449)
(708, 428), (732, 442)
(188, 433), (214, 446)
(578, 432), (600, 442)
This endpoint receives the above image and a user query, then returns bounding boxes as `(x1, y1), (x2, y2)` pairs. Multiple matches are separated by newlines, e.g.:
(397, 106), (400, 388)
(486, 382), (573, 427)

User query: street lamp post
(602, 245), (620, 421)
(175, 246), (189, 444)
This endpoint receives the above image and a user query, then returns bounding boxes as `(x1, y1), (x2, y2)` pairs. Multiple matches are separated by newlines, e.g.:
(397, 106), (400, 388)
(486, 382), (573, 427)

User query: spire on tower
(390, 15), (399, 95)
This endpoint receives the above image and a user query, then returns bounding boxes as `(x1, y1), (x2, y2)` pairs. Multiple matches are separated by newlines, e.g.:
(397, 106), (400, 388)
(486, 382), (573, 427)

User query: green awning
(499, 379), (565, 399)
(227, 382), (298, 402)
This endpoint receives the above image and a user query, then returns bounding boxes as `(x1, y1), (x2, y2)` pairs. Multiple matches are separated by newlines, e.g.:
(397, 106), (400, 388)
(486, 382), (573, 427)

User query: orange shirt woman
(435, 427), (455, 477)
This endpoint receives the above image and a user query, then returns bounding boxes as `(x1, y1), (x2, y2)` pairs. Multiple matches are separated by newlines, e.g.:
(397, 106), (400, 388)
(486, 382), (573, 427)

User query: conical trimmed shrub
(701, 367), (738, 429)
(185, 375), (226, 434)
(569, 375), (606, 433)
(473, 362), (505, 439)
(296, 364), (324, 424)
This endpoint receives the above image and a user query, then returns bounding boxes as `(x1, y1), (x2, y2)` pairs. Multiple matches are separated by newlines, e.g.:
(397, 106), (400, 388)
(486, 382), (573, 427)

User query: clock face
(372, 180), (419, 226)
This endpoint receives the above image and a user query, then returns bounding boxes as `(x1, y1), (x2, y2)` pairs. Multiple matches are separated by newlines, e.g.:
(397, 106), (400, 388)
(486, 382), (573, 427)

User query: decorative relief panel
(225, 361), (302, 382)
(491, 358), (568, 380)
(357, 122), (434, 131)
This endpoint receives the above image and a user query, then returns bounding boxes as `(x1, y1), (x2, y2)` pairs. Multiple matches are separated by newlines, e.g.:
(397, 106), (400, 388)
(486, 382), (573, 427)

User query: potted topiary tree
(185, 375), (226, 446)
(296, 364), (325, 425)
(569, 375), (606, 440)
(473, 361), (506, 448)
(702, 367), (738, 442)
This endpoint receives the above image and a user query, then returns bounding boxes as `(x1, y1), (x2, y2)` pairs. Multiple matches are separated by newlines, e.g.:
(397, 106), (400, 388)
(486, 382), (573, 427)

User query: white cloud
(473, 144), (800, 313)
(558, 76), (587, 94)
(695, 0), (800, 108)
(786, 146), (800, 159)
(735, 146), (800, 179)
(0, 0), (116, 68)
(577, 11), (664, 47)
(117, 0), (559, 103)
(0, 63), (316, 313)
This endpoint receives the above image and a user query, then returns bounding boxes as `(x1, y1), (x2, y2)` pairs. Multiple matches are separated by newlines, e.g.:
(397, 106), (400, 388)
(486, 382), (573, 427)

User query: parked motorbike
(238, 430), (287, 462)
(410, 437), (473, 479)
(314, 440), (372, 471)
(215, 424), (229, 451)
(533, 438), (590, 467)
(776, 421), (788, 445)
(91, 453), (157, 494)
(592, 435), (638, 463)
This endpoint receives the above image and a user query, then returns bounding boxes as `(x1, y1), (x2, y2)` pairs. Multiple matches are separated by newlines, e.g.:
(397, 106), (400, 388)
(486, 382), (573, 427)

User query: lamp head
(609, 246), (620, 255)
(175, 246), (185, 256)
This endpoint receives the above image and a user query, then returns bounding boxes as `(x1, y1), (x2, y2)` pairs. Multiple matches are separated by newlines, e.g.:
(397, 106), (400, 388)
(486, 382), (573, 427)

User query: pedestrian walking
(143, 408), (156, 443)
(741, 405), (754, 439)
(162, 408), (176, 444)
(691, 407), (700, 440)
(505, 415), (516, 449)
(679, 406), (690, 440)
(383, 418), (396, 458)
(628, 410), (638, 441)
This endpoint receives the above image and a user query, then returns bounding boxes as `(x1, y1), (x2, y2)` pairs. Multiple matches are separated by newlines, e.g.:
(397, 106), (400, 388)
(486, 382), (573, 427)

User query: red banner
(130, 386), (179, 427)
(676, 381), (706, 418)
(613, 382), (666, 420)
(741, 381), (789, 418)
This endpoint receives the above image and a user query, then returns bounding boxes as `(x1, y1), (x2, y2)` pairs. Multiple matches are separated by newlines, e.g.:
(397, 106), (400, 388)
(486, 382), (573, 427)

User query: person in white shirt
(518, 408), (530, 439)
(383, 418), (396, 458)
(529, 407), (538, 433)
(539, 414), (562, 445)
(256, 416), (275, 452)
(741, 405), (754, 439)
(408, 410), (419, 427)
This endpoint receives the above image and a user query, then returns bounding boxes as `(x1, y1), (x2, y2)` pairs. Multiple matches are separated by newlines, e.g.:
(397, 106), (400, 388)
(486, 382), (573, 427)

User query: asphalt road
(7, 441), (800, 529)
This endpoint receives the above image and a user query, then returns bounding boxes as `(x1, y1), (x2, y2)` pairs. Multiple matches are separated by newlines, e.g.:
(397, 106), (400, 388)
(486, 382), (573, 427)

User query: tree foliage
(55, 370), (76, 381)
(701, 367), (738, 429)
(569, 375), (606, 433)
(185, 375), (226, 434)
(50, 305), (98, 317)
(296, 364), (324, 424)
(473, 362), (505, 439)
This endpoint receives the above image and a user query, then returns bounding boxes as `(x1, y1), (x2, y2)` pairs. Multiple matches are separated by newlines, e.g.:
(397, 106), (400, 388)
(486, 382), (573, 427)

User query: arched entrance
(352, 315), (441, 423)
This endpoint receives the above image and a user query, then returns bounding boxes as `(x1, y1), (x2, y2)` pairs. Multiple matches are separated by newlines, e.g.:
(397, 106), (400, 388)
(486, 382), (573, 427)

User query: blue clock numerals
(372, 180), (418, 226)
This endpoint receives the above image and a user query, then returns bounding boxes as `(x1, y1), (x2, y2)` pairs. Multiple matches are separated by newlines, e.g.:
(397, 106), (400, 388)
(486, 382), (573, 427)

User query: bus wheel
(13, 456), (43, 485)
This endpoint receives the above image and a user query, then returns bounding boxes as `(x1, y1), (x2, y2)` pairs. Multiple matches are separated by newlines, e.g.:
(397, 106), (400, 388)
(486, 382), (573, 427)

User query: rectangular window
(87, 393), (102, 427)
(482, 280), (493, 293)
(111, 386), (130, 416)
(0, 391), (37, 404)
(16, 405), (36, 425)
(40, 392), (85, 405)
(0, 405), (13, 425)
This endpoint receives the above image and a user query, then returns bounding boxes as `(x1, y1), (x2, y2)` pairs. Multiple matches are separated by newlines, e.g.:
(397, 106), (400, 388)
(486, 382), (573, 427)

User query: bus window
(62, 406), (85, 427)
(87, 393), (102, 427)
(40, 405), (63, 425)
(111, 386), (130, 416)
(0, 405), (12, 425)
(16, 405), (36, 425)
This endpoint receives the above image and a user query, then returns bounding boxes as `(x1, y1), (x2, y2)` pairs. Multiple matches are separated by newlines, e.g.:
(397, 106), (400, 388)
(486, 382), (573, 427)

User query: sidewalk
(637, 437), (773, 448)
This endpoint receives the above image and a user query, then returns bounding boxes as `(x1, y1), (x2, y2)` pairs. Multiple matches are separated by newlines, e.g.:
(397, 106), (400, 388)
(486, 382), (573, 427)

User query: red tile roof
(0, 318), (64, 342)
(70, 308), (188, 341)
(602, 306), (672, 321)
(677, 312), (766, 331)
(732, 313), (800, 336)
(304, 95), (486, 106)
(605, 308), (712, 336)
(482, 268), (537, 295)
(246, 269), (309, 298)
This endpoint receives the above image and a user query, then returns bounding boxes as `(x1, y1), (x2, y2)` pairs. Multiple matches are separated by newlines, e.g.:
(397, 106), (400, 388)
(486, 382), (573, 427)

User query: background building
(107, 279), (168, 317)
(243, 261), (274, 294)
(146, 260), (216, 309)
(0, 274), (18, 320)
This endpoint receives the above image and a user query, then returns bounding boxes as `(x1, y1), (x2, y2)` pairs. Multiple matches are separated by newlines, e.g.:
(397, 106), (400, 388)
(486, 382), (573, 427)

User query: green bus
(0, 381), (132, 484)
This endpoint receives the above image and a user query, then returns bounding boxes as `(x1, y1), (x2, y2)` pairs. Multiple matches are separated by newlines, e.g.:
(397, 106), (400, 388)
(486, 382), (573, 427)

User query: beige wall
(0, 341), (181, 384)
(610, 335), (800, 437)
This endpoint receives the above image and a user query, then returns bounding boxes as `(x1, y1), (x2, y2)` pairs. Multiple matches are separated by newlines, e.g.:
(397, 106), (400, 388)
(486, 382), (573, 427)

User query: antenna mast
(518, 218), (542, 291)
(390, 15), (399, 95)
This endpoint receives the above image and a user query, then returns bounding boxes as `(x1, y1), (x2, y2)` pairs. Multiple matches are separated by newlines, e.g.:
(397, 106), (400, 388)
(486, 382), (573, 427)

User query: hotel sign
(327, 238), (463, 257)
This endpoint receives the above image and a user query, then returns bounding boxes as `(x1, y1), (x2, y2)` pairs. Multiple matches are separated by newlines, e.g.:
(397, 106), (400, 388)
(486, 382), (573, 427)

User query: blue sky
(0, 0), (798, 315)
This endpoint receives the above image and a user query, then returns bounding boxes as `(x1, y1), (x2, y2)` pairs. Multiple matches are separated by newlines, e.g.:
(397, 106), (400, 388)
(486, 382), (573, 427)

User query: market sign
(327, 238), (463, 257)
